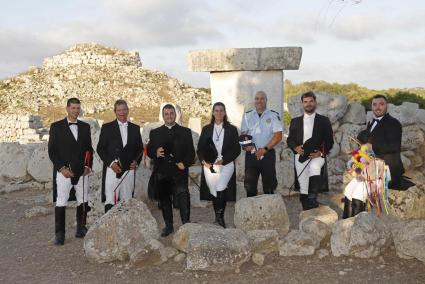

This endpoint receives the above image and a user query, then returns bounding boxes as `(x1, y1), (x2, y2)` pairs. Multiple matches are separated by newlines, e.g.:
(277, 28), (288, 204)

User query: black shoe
(54, 206), (66, 246)
(54, 231), (65, 246)
(214, 209), (226, 228)
(160, 225), (174, 237)
(104, 204), (113, 213)
(342, 197), (352, 219)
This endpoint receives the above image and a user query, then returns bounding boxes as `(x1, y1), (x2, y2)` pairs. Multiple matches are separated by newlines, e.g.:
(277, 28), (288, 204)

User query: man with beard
(48, 98), (93, 245)
(357, 94), (406, 189)
(97, 99), (143, 213)
(287, 91), (334, 210)
(147, 104), (195, 237)
(241, 91), (283, 197)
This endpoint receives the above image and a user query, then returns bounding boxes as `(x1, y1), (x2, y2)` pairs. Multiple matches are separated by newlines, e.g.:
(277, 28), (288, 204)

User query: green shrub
(361, 91), (425, 110)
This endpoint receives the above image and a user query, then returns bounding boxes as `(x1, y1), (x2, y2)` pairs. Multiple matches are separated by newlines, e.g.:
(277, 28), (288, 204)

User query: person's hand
(156, 147), (165, 158)
(111, 162), (122, 174)
(244, 146), (254, 152)
(176, 162), (185, 170)
(202, 160), (212, 168)
(214, 160), (223, 165)
(295, 145), (304, 155)
(309, 150), (322, 159)
(256, 148), (267, 160)
(61, 167), (74, 178)
(83, 166), (91, 176)
(129, 160), (138, 170)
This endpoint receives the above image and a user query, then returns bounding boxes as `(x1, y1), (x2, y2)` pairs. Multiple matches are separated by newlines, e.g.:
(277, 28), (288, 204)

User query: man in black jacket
(48, 98), (93, 245)
(287, 91), (334, 210)
(359, 94), (404, 189)
(97, 99), (143, 213)
(147, 104), (195, 237)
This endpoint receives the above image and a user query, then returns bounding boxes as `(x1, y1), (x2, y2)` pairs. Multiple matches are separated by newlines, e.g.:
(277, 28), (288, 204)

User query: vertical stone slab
(210, 71), (284, 129)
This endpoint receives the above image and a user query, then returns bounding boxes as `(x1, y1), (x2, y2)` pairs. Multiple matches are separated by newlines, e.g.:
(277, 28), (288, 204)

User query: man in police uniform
(241, 91), (283, 197)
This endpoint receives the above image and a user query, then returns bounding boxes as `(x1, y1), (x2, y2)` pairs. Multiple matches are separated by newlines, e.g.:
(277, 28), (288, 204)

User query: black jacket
(197, 123), (241, 201)
(97, 120), (143, 202)
(359, 113), (404, 186)
(48, 118), (93, 201)
(287, 113), (334, 192)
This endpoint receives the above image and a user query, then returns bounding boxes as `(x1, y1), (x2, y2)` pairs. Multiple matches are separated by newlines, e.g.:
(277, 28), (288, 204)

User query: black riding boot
(213, 190), (227, 228)
(351, 198), (366, 217)
(160, 197), (174, 237)
(306, 176), (321, 210)
(177, 191), (191, 225)
(342, 197), (352, 219)
(76, 203), (90, 238)
(54, 206), (66, 245)
(104, 204), (113, 213)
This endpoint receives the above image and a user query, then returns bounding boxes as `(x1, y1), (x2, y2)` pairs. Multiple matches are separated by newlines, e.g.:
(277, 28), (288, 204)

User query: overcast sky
(1, 0), (424, 89)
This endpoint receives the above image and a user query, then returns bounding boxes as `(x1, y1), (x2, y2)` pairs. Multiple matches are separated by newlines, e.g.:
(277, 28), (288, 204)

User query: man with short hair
(287, 91), (334, 210)
(48, 97), (93, 245)
(97, 99), (143, 213)
(358, 94), (404, 189)
(241, 91), (283, 197)
(147, 104), (195, 237)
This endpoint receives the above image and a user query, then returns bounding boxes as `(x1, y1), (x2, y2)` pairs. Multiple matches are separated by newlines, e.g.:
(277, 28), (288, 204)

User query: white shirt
(303, 112), (316, 143)
(213, 123), (224, 160)
(370, 116), (383, 132)
(67, 118), (78, 141)
(241, 108), (283, 148)
(118, 120), (128, 147)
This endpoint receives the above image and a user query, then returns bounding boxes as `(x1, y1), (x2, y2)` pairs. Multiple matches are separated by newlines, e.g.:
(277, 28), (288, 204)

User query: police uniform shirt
(241, 109), (283, 148)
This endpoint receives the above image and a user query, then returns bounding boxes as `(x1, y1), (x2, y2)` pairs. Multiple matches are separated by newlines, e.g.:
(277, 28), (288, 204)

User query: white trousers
(344, 177), (369, 202)
(295, 155), (325, 194)
(105, 167), (135, 205)
(56, 173), (89, 207)
(203, 162), (234, 197)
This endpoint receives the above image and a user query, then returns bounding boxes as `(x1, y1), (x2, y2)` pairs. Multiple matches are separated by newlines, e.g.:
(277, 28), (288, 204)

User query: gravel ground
(1, 188), (424, 284)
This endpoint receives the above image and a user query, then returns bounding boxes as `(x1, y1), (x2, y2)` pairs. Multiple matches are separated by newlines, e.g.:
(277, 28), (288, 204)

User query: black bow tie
(372, 118), (380, 124)
(68, 122), (78, 126)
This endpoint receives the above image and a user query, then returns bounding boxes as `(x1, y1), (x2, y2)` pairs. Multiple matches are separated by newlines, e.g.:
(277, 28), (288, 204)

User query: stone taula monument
(188, 47), (302, 128)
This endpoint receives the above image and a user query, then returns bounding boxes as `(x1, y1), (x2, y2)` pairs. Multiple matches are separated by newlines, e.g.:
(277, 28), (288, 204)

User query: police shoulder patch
(270, 110), (281, 121)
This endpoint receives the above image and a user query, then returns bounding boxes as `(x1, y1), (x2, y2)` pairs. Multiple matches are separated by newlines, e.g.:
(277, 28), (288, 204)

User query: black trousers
(157, 175), (190, 225)
(244, 149), (277, 197)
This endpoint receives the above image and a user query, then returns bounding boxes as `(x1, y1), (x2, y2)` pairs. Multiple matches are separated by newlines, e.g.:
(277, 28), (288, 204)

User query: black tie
(372, 119), (380, 125)
(68, 122), (78, 126)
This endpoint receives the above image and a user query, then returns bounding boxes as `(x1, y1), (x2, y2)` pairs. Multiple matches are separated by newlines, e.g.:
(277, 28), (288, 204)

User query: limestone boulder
(234, 194), (290, 236)
(299, 205), (339, 227)
(84, 199), (159, 263)
(342, 102), (366, 125)
(401, 125), (424, 152)
(388, 184), (425, 219)
(288, 92), (348, 124)
(0, 143), (35, 181)
(391, 220), (425, 264)
(173, 223), (251, 271)
(388, 104), (417, 126)
(27, 142), (52, 183)
(337, 124), (366, 154)
(331, 212), (391, 258)
(279, 230), (317, 256)
(246, 230), (279, 254)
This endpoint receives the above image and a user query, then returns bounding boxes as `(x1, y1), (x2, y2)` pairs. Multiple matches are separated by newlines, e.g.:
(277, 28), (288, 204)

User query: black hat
(298, 138), (321, 163)
(239, 134), (255, 149)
